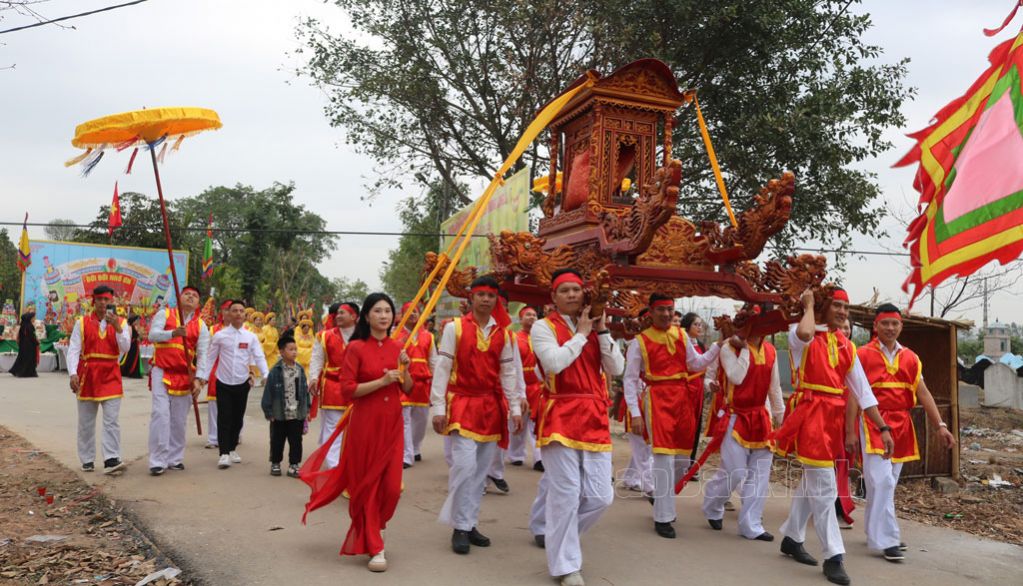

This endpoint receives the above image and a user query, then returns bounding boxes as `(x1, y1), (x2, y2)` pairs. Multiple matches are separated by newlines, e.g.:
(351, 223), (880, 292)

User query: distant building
(983, 321), (1011, 359)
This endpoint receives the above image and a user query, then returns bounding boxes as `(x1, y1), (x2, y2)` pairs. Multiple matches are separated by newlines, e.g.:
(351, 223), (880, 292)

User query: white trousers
(701, 415), (773, 538)
(506, 416), (539, 464)
(529, 471), (548, 537)
(780, 465), (845, 559)
(652, 453), (690, 523)
(438, 433), (498, 531)
(443, 434), (453, 467)
(77, 398), (121, 464)
(621, 432), (652, 492)
(148, 367), (192, 468)
(541, 443), (614, 577)
(207, 399), (218, 445)
(319, 409), (345, 469)
(861, 424), (903, 551)
(402, 405), (429, 465)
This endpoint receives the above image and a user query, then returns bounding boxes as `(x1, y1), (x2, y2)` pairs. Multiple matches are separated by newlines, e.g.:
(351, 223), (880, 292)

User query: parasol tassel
(81, 150), (105, 177)
(64, 148), (93, 167)
(125, 147), (139, 175)
(156, 142), (169, 164)
(171, 134), (185, 152)
(114, 135), (139, 152)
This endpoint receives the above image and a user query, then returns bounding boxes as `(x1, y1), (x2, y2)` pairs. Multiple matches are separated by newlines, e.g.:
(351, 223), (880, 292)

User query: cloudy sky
(1, 0), (1021, 327)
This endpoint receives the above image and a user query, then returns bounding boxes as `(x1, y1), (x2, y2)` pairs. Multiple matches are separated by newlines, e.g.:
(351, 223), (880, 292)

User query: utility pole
(982, 276), (989, 330)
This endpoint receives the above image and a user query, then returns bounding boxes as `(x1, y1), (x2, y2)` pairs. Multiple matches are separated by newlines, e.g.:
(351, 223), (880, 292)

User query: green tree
(297, 0), (910, 251)
(331, 276), (371, 303)
(74, 191), (189, 251)
(0, 229), (21, 304)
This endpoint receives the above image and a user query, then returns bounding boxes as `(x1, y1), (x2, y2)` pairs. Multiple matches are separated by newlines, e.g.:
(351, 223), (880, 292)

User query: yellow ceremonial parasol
(66, 107), (222, 436)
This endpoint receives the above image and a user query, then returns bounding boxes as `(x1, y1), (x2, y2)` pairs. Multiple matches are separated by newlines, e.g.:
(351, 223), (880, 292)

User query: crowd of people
(57, 270), (958, 586)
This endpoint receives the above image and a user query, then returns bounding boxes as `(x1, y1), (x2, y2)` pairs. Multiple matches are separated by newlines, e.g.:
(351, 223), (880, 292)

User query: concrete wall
(982, 363), (1023, 410)
(958, 383), (981, 408)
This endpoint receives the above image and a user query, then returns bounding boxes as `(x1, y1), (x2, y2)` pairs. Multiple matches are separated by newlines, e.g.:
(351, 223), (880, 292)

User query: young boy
(260, 335), (310, 477)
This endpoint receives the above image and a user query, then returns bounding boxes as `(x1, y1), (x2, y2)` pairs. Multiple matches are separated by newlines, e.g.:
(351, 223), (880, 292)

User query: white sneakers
(218, 454), (231, 469)
(367, 551), (387, 572)
(230, 451), (242, 463)
(560, 571), (584, 586)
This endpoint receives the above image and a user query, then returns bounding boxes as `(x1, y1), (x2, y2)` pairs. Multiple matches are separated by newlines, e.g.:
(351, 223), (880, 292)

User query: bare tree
(43, 218), (77, 242)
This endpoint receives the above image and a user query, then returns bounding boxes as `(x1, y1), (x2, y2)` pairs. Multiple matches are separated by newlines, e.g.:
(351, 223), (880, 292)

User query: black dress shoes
(468, 527), (491, 547)
(823, 557), (851, 585)
(781, 536), (819, 566)
(707, 518), (723, 530)
(451, 530), (470, 554)
(654, 521), (676, 539)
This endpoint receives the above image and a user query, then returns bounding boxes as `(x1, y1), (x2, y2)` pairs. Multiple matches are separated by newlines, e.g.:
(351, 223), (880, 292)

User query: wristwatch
(597, 330), (611, 336)
(879, 425), (892, 433)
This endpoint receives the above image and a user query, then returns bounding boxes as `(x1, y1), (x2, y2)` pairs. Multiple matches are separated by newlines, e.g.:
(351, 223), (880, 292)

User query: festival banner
(437, 167), (531, 318)
(19, 240), (188, 328)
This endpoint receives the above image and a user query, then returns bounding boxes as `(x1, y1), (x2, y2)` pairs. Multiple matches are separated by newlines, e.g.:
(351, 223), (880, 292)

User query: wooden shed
(847, 305), (971, 480)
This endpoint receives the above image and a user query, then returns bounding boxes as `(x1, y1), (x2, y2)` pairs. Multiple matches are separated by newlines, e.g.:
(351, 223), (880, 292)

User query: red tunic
(319, 329), (350, 411)
(722, 342), (776, 449)
(300, 336), (405, 556)
(636, 325), (696, 454)
(396, 328), (434, 407)
(205, 323), (224, 400)
(858, 339), (922, 463)
(517, 329), (545, 423)
(537, 313), (611, 452)
(77, 315), (124, 401)
(772, 330), (855, 467)
(152, 308), (204, 395)
(443, 316), (509, 447)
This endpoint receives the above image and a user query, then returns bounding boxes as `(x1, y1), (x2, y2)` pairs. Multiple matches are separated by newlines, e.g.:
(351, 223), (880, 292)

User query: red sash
(153, 308), (203, 395)
(78, 315), (123, 401)
(858, 339), (922, 463)
(637, 326), (694, 454)
(443, 316), (509, 447)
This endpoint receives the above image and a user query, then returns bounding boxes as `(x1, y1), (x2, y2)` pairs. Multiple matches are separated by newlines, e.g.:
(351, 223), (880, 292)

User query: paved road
(2, 373), (1019, 585)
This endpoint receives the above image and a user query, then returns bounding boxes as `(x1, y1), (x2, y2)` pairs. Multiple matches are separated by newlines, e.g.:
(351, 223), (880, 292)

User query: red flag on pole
(108, 181), (122, 236)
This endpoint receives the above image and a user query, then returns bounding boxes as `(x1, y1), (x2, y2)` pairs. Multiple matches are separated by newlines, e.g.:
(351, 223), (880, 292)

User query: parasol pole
(149, 146), (203, 436)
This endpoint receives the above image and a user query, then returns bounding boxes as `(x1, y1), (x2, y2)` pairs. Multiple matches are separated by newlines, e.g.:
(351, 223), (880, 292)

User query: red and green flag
(202, 214), (214, 280)
(897, 19), (1023, 307)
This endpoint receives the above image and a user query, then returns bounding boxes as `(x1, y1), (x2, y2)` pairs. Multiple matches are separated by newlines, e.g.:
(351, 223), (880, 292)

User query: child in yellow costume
(262, 311), (280, 367)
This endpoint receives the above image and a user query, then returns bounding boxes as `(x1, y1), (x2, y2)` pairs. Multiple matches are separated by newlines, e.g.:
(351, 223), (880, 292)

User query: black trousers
(216, 381), (251, 455)
(269, 419), (304, 465)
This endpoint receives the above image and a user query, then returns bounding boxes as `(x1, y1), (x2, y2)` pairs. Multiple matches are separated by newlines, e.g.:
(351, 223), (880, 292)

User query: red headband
(181, 286), (200, 296)
(471, 285), (499, 295)
(518, 306), (535, 318)
(92, 293), (113, 300)
(551, 273), (583, 291)
(339, 303), (358, 316)
(401, 302), (413, 314)
(874, 311), (902, 325)
(831, 289), (849, 303)
(219, 300), (232, 310)
(651, 299), (674, 308)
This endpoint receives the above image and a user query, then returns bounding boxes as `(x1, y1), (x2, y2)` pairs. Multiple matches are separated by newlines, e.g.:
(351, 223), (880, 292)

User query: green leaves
(299, 0), (910, 254)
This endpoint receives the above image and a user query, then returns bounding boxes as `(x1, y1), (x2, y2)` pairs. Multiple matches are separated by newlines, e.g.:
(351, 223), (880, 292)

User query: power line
(0, 0), (150, 35)
(0, 220), (911, 257)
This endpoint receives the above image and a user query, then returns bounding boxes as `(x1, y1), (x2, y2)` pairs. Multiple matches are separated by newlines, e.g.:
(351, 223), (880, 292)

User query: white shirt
(429, 316), (521, 418)
(147, 308), (212, 378)
(67, 315), (132, 376)
(531, 312), (625, 380)
(788, 324), (878, 410)
(309, 325), (355, 382)
(197, 324), (269, 384)
(622, 328), (721, 418)
(718, 342), (785, 421)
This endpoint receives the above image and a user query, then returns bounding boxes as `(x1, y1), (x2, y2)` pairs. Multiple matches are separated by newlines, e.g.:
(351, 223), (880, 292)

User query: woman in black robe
(120, 315), (143, 378)
(9, 312), (39, 378)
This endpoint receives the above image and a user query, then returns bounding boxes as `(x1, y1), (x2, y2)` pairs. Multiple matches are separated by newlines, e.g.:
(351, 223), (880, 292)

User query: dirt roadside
(0, 425), (187, 586)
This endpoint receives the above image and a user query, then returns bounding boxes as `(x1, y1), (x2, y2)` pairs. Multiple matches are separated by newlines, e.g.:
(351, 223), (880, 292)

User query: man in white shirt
(67, 285), (131, 475)
(146, 286), (210, 475)
(774, 288), (895, 586)
(529, 269), (624, 586)
(195, 300), (269, 469)
(431, 276), (522, 555)
(701, 331), (785, 540)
